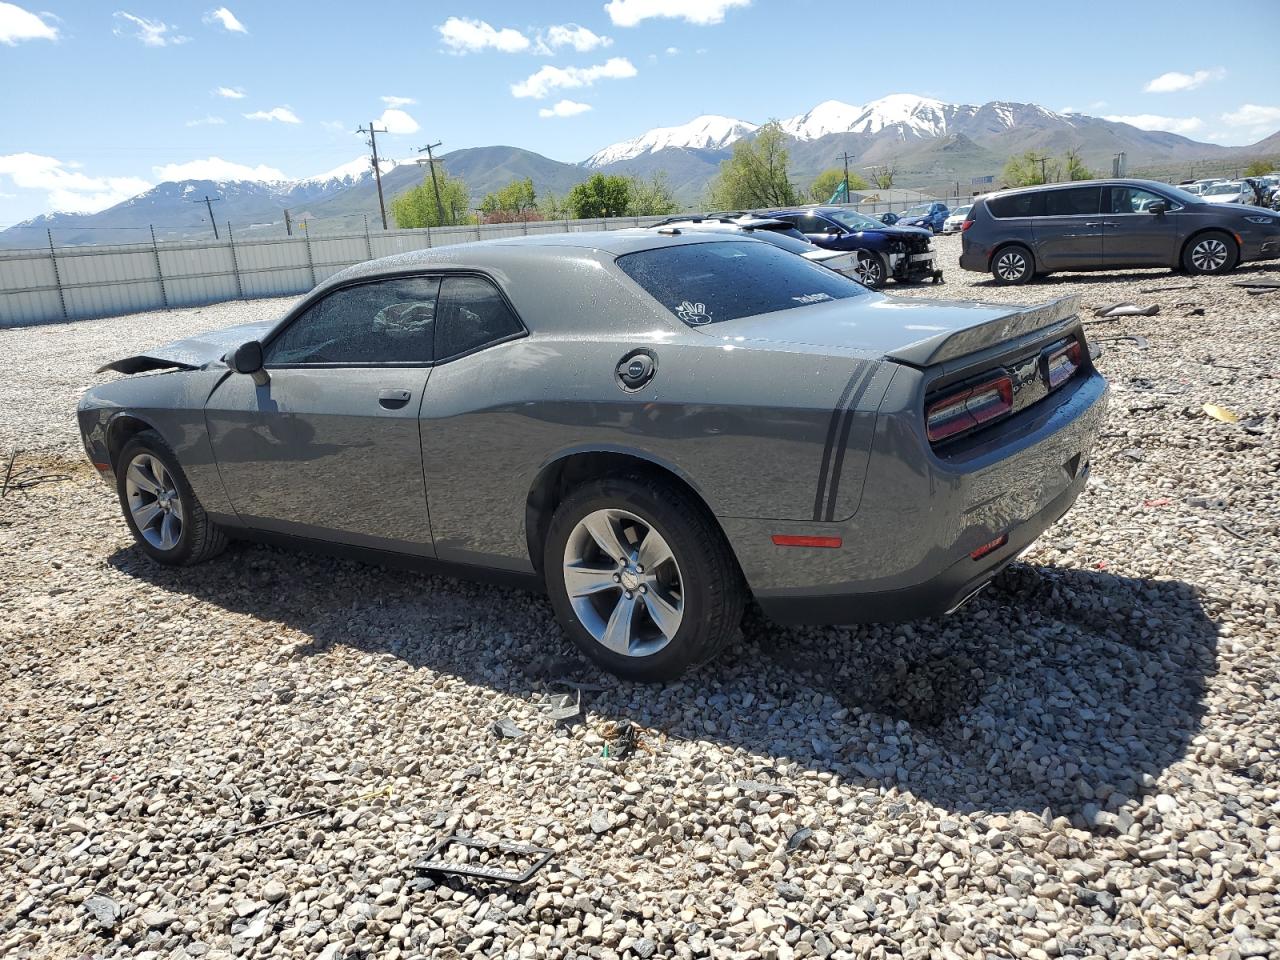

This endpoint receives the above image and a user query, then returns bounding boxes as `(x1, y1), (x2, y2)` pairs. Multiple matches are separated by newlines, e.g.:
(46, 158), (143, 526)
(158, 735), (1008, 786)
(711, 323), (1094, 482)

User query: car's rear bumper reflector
(772, 534), (842, 549)
(969, 534), (1008, 560)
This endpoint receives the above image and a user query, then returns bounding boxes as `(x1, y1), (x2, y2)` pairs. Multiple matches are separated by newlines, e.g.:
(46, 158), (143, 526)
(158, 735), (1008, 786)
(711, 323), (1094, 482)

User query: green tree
(1002, 151), (1059, 187)
(1065, 148), (1094, 181)
(390, 171), (471, 228)
(1244, 158), (1274, 178)
(809, 167), (869, 203)
(567, 173), (633, 219)
(480, 177), (537, 216)
(538, 190), (570, 221)
(706, 121), (799, 209)
(629, 173), (680, 216)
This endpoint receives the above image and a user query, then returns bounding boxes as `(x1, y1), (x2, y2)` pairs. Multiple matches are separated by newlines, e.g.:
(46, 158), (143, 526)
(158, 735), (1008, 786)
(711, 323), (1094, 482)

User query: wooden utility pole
(417, 141), (446, 226)
(836, 151), (856, 202)
(358, 122), (390, 230)
(1029, 155), (1050, 183)
(187, 195), (222, 238)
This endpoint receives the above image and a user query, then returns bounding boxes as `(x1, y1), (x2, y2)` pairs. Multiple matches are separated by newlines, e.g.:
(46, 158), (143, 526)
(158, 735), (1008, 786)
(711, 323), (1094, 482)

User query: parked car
(958, 179), (1280, 284)
(648, 215), (861, 278)
(80, 231), (1107, 680)
(1201, 181), (1255, 205)
(767, 206), (942, 287)
(942, 204), (973, 234)
(896, 202), (951, 233)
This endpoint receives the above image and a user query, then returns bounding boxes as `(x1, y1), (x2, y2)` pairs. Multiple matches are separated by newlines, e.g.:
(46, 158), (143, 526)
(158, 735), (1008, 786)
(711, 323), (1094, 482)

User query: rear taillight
(1045, 340), (1082, 390)
(961, 219), (974, 231)
(925, 374), (1013, 443)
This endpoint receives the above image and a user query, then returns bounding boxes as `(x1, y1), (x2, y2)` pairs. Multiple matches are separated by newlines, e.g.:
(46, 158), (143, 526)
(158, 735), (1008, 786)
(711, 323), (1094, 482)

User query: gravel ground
(2, 236), (1278, 960)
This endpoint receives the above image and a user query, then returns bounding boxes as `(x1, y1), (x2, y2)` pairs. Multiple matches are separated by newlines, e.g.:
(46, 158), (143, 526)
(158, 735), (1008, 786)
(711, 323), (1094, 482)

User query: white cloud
(604, 0), (749, 26)
(539, 99), (592, 118)
(153, 157), (287, 183)
(0, 2), (59, 44)
(437, 16), (529, 53)
(665, 46), (678, 54)
(185, 115), (226, 127)
(1104, 113), (1203, 136)
(1143, 67), (1225, 94)
(381, 95), (416, 107)
(512, 57), (636, 99)
(0, 152), (152, 213)
(537, 23), (612, 53)
(203, 6), (246, 33)
(244, 107), (301, 124)
(1220, 104), (1280, 142)
(376, 108), (419, 135)
(113, 11), (189, 47)
(214, 85), (245, 99)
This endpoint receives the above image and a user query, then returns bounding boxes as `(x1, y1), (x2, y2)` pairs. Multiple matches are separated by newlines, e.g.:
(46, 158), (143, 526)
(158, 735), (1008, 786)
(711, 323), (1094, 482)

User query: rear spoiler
(885, 295), (1081, 368)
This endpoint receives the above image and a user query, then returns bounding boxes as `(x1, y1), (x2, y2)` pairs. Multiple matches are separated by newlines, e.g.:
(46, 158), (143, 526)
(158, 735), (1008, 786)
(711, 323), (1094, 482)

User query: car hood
(857, 224), (932, 240)
(97, 321), (273, 374)
(697, 293), (1081, 367)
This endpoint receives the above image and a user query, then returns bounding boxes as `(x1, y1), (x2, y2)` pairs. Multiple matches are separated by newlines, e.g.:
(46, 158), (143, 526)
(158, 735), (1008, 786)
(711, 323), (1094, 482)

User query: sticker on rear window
(675, 300), (711, 324)
(791, 292), (833, 305)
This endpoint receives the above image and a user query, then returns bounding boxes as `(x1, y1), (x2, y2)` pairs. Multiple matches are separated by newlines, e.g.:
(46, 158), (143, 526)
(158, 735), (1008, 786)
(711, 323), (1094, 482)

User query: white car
(942, 204), (972, 233)
(1201, 181), (1254, 205)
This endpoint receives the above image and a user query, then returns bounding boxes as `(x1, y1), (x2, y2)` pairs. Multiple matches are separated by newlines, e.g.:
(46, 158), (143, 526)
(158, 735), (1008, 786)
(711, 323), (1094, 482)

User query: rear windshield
(617, 240), (868, 326)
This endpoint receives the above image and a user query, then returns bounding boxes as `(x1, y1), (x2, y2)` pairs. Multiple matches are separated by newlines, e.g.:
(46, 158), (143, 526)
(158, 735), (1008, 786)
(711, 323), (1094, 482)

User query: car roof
(979, 178), (1191, 201)
(309, 228), (734, 297)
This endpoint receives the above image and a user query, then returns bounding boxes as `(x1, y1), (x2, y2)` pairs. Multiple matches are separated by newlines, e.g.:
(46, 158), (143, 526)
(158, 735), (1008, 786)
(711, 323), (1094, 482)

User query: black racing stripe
(824, 362), (882, 521)
(812, 365), (874, 521)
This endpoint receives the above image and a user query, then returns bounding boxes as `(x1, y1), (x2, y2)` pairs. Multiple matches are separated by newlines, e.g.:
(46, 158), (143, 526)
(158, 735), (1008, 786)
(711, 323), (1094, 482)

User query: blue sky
(1, 0), (1277, 225)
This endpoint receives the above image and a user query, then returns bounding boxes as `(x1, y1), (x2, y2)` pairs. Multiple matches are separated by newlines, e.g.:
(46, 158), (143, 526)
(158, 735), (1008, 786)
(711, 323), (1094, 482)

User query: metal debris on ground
(535, 685), (583, 727)
(1101, 304), (1160, 318)
(786, 826), (815, 852)
(735, 779), (798, 797)
(215, 785), (393, 845)
(416, 835), (553, 885)
(1139, 284), (1196, 293)
(1, 449), (71, 497)
(1095, 335), (1149, 350)
(600, 719), (644, 759)
(1234, 279), (1280, 289)
(490, 716), (527, 740)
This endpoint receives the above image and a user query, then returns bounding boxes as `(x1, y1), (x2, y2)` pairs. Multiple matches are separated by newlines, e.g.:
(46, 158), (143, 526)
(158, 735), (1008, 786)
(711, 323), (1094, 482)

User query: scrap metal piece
(490, 716), (526, 740)
(416, 835), (553, 885)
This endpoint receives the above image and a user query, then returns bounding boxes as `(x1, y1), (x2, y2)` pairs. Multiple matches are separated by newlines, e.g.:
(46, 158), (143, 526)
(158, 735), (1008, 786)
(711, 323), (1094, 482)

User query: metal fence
(0, 197), (974, 328)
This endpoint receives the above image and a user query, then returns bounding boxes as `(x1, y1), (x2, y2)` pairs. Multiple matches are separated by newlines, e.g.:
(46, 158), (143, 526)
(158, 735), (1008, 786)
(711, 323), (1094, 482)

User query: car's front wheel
(1182, 231), (1239, 275)
(853, 250), (887, 288)
(544, 474), (744, 681)
(117, 430), (228, 566)
(991, 245), (1033, 285)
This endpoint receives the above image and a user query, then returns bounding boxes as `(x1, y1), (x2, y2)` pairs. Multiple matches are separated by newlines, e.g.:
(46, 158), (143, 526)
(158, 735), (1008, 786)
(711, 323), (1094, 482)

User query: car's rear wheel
(853, 251), (886, 288)
(544, 474), (744, 681)
(991, 245), (1033, 285)
(117, 431), (227, 566)
(1182, 231), (1239, 275)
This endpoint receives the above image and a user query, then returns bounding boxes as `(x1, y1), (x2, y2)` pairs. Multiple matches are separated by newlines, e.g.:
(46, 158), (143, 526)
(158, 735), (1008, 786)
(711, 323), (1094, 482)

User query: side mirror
(826, 226), (842, 235)
(1147, 201), (1168, 216)
(232, 340), (270, 386)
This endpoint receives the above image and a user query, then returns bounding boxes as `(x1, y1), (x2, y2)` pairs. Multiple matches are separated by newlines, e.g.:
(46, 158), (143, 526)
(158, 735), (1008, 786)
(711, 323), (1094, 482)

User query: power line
(185, 194), (222, 238)
(416, 141), (446, 226)
(357, 122), (390, 230)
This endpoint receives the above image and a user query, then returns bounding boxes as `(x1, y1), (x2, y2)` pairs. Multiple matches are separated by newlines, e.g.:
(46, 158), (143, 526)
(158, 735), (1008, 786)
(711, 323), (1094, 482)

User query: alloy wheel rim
(125, 453), (184, 551)
(855, 255), (881, 286)
(996, 251), (1026, 280)
(562, 508), (684, 657)
(1191, 239), (1227, 271)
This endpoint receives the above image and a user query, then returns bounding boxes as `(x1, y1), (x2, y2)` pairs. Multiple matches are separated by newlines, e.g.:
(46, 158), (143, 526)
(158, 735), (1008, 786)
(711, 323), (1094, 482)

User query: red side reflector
(970, 534), (1008, 560)
(772, 535), (842, 549)
(93, 462), (111, 472)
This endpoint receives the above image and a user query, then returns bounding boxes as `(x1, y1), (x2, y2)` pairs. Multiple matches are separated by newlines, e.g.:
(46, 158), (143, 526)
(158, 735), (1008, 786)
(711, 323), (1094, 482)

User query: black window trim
(260, 269), (528, 370)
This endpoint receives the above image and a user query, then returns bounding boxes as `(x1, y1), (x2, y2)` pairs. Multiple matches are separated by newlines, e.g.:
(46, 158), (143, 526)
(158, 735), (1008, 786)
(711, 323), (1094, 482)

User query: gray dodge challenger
(79, 231), (1109, 680)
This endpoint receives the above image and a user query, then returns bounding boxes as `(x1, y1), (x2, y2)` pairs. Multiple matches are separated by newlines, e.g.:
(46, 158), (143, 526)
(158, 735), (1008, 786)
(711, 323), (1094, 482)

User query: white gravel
(2, 236), (1278, 960)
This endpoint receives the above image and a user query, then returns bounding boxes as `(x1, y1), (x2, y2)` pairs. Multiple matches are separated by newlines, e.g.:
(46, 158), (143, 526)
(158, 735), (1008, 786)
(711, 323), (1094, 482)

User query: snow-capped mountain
(780, 100), (865, 141)
(298, 156), (405, 188)
(585, 115), (760, 167)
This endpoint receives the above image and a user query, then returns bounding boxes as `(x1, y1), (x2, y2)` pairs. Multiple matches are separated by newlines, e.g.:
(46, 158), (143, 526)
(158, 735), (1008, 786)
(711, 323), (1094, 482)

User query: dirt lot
(2, 234), (1278, 960)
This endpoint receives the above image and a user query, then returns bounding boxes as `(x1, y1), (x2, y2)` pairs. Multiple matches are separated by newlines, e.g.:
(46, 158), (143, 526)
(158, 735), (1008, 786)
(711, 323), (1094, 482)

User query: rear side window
(436, 276), (524, 360)
(616, 240), (868, 326)
(1044, 186), (1101, 216)
(986, 192), (1046, 218)
(267, 277), (439, 365)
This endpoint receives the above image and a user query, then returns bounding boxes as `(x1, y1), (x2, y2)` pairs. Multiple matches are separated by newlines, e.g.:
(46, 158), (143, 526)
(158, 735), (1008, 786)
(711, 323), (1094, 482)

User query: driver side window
(1105, 186), (1169, 214)
(266, 277), (440, 365)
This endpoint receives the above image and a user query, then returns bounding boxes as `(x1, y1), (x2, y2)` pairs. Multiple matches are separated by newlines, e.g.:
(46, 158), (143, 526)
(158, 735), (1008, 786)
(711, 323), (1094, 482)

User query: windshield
(747, 230), (817, 255)
(1203, 183), (1240, 195)
(901, 205), (932, 217)
(1159, 184), (1207, 205)
(826, 209), (888, 231)
(952, 205), (972, 217)
(616, 240), (869, 326)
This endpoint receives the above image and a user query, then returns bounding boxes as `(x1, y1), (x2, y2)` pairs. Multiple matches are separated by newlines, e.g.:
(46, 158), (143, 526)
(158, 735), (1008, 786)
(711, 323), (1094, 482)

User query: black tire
(1181, 231), (1239, 275)
(853, 250), (887, 289)
(543, 474), (745, 681)
(991, 244), (1034, 285)
(116, 430), (228, 566)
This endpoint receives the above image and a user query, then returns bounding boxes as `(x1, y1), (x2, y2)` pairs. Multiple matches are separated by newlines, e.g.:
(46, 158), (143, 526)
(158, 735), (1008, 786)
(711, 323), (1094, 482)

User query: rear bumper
(757, 464), (1087, 624)
(722, 367), (1109, 626)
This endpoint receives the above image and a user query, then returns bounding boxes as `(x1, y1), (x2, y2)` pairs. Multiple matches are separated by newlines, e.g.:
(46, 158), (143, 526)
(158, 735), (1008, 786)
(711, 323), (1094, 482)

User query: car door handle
(378, 388), (412, 409)
(1084, 221), (1101, 227)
